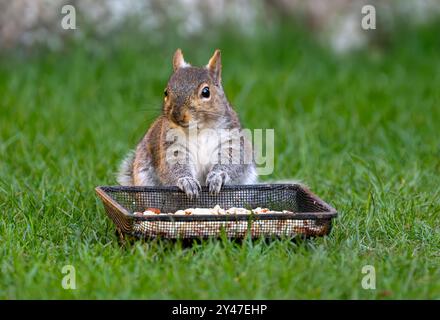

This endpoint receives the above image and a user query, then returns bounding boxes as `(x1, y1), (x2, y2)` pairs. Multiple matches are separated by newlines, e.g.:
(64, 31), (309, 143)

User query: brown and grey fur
(117, 49), (257, 198)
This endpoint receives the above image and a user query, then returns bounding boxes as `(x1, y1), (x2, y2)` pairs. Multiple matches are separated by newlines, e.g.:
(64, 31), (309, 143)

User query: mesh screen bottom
(132, 218), (330, 239)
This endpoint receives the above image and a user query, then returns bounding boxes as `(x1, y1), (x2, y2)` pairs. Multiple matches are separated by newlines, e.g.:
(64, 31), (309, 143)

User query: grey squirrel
(117, 49), (257, 197)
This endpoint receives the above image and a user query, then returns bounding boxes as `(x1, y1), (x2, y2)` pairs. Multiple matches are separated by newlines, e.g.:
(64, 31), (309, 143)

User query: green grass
(1, 22), (439, 299)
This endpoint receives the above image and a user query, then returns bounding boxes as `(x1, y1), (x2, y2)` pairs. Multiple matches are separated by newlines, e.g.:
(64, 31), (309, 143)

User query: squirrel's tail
(116, 150), (135, 186)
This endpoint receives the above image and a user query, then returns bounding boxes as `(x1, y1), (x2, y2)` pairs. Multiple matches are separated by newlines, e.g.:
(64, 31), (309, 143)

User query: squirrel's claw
(206, 171), (227, 195)
(177, 176), (201, 199)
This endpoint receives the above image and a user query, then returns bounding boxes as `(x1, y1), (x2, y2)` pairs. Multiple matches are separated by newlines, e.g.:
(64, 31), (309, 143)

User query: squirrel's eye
(201, 86), (210, 98)
(164, 89), (168, 97)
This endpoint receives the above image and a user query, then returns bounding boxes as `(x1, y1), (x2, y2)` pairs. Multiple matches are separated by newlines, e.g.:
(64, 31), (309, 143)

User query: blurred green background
(0, 0), (439, 299)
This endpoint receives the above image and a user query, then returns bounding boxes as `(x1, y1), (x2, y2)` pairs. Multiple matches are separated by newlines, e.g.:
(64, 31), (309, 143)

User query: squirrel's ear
(207, 49), (221, 84)
(173, 48), (190, 71)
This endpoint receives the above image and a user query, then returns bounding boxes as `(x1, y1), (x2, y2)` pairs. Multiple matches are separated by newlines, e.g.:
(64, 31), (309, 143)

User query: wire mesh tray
(95, 184), (337, 239)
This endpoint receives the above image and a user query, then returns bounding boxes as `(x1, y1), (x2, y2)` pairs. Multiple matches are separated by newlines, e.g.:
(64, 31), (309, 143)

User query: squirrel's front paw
(206, 171), (229, 194)
(177, 176), (201, 199)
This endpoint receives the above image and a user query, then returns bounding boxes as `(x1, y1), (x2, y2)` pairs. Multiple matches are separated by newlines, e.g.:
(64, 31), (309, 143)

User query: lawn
(0, 22), (439, 299)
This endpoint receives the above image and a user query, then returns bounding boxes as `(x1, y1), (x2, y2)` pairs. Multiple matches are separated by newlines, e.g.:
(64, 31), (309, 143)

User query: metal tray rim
(95, 184), (338, 222)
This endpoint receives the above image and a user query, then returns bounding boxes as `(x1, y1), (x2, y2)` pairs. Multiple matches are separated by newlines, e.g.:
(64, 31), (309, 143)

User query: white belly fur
(187, 127), (226, 184)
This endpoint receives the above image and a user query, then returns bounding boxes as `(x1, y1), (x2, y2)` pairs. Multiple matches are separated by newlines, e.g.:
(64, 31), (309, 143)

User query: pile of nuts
(130, 205), (326, 238)
(133, 205), (294, 216)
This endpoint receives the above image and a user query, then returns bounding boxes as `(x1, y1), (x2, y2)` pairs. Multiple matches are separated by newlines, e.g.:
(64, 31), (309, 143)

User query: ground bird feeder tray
(95, 184), (337, 239)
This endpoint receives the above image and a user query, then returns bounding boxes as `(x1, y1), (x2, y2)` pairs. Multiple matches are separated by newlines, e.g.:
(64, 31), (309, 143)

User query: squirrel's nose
(171, 108), (184, 123)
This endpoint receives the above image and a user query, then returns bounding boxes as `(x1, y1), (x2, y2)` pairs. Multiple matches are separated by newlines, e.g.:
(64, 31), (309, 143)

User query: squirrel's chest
(187, 129), (221, 179)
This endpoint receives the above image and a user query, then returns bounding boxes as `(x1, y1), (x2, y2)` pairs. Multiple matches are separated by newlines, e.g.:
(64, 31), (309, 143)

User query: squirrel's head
(163, 49), (227, 127)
